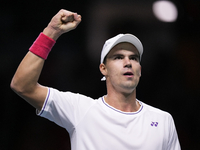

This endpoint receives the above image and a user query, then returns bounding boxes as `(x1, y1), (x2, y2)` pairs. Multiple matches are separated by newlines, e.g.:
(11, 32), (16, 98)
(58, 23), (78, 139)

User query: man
(11, 9), (181, 150)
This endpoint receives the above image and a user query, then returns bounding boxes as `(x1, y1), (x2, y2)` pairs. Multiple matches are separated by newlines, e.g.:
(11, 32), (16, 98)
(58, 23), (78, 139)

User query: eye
(130, 57), (136, 60)
(114, 56), (123, 60)
(130, 56), (139, 61)
(130, 56), (136, 60)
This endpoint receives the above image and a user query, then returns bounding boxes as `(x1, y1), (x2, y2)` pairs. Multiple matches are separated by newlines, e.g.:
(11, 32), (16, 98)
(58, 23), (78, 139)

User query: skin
(10, 9), (81, 110)
(11, 9), (141, 113)
(100, 43), (141, 112)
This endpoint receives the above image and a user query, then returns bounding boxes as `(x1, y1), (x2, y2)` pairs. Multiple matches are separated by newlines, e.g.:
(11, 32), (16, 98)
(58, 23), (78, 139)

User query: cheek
(135, 66), (141, 77)
(108, 68), (118, 77)
(136, 69), (141, 76)
(106, 66), (121, 80)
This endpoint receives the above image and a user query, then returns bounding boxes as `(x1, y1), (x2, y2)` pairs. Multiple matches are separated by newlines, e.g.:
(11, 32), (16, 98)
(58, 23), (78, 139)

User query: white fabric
(37, 88), (181, 150)
(100, 34), (143, 64)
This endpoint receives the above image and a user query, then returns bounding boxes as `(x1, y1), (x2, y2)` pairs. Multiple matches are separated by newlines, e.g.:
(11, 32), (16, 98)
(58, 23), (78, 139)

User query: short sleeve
(167, 114), (181, 150)
(36, 87), (95, 132)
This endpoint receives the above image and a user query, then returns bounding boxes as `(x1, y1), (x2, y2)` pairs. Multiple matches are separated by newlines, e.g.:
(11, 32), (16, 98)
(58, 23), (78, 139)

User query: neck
(105, 89), (140, 112)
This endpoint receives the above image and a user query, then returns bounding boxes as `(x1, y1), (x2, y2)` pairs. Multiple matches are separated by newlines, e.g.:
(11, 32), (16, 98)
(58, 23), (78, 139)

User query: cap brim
(110, 34), (143, 60)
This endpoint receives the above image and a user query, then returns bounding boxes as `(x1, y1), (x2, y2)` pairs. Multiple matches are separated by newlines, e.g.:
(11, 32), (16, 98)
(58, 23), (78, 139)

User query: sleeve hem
(36, 88), (51, 116)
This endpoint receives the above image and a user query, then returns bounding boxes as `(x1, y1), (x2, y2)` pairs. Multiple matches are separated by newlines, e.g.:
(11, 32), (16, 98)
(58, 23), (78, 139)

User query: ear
(99, 63), (107, 76)
(139, 66), (142, 76)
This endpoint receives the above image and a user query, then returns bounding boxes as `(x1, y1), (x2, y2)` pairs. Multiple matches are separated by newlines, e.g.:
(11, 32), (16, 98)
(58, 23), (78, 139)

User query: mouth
(123, 72), (134, 77)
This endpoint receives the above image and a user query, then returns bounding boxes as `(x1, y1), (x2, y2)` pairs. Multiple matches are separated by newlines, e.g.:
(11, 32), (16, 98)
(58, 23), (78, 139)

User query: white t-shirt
(37, 88), (181, 150)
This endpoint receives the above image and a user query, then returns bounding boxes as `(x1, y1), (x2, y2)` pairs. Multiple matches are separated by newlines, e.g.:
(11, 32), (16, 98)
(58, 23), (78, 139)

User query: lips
(123, 72), (134, 76)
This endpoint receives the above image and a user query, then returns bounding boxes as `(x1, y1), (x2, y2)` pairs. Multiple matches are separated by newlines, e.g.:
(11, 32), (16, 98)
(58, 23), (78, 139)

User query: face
(100, 42), (141, 93)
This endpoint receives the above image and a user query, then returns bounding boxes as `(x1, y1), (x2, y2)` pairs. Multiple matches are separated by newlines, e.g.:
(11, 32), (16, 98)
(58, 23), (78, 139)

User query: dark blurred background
(1, 0), (200, 149)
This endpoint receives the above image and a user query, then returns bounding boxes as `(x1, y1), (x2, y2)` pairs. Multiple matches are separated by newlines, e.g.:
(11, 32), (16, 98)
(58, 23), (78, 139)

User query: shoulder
(50, 87), (94, 99)
(141, 101), (172, 118)
(48, 87), (97, 106)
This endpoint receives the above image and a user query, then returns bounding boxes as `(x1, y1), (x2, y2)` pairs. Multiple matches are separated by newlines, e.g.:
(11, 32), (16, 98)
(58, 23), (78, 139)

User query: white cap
(100, 33), (143, 81)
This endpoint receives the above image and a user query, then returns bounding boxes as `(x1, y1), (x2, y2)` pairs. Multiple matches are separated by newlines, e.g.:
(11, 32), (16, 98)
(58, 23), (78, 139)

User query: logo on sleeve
(151, 122), (158, 127)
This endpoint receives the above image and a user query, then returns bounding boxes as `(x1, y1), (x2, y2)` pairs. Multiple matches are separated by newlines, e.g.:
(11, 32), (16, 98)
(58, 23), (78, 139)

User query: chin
(121, 84), (137, 93)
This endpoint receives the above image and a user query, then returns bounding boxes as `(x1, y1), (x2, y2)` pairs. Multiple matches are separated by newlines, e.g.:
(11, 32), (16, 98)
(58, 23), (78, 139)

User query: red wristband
(29, 33), (56, 59)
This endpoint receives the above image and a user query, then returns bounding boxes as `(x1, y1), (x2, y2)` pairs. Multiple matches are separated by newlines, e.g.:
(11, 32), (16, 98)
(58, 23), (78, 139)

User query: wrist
(29, 33), (56, 60)
(43, 26), (62, 41)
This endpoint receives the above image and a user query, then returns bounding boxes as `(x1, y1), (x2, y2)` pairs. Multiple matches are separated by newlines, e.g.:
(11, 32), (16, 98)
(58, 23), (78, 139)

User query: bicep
(19, 84), (48, 110)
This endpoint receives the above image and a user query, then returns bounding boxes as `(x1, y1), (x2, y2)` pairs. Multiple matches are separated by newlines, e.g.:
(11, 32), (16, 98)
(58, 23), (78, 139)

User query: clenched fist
(43, 9), (82, 40)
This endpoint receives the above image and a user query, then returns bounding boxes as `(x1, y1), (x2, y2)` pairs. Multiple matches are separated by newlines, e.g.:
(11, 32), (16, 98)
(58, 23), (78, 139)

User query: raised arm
(10, 9), (81, 110)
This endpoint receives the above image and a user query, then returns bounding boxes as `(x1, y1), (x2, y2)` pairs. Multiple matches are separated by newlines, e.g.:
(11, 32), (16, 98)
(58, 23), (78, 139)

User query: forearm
(10, 9), (81, 109)
(11, 29), (57, 92)
(11, 51), (45, 94)
(10, 30), (57, 109)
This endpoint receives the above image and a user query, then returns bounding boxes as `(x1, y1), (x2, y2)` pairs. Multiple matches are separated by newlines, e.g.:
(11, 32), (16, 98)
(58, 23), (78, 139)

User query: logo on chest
(151, 122), (158, 127)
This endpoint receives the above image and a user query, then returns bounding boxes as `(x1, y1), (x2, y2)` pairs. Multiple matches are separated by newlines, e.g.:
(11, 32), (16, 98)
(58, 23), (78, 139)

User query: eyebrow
(130, 54), (140, 59)
(112, 53), (140, 58)
(104, 53), (140, 64)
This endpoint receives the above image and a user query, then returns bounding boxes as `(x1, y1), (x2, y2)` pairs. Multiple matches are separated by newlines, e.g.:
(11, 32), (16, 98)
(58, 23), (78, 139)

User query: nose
(124, 57), (132, 68)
